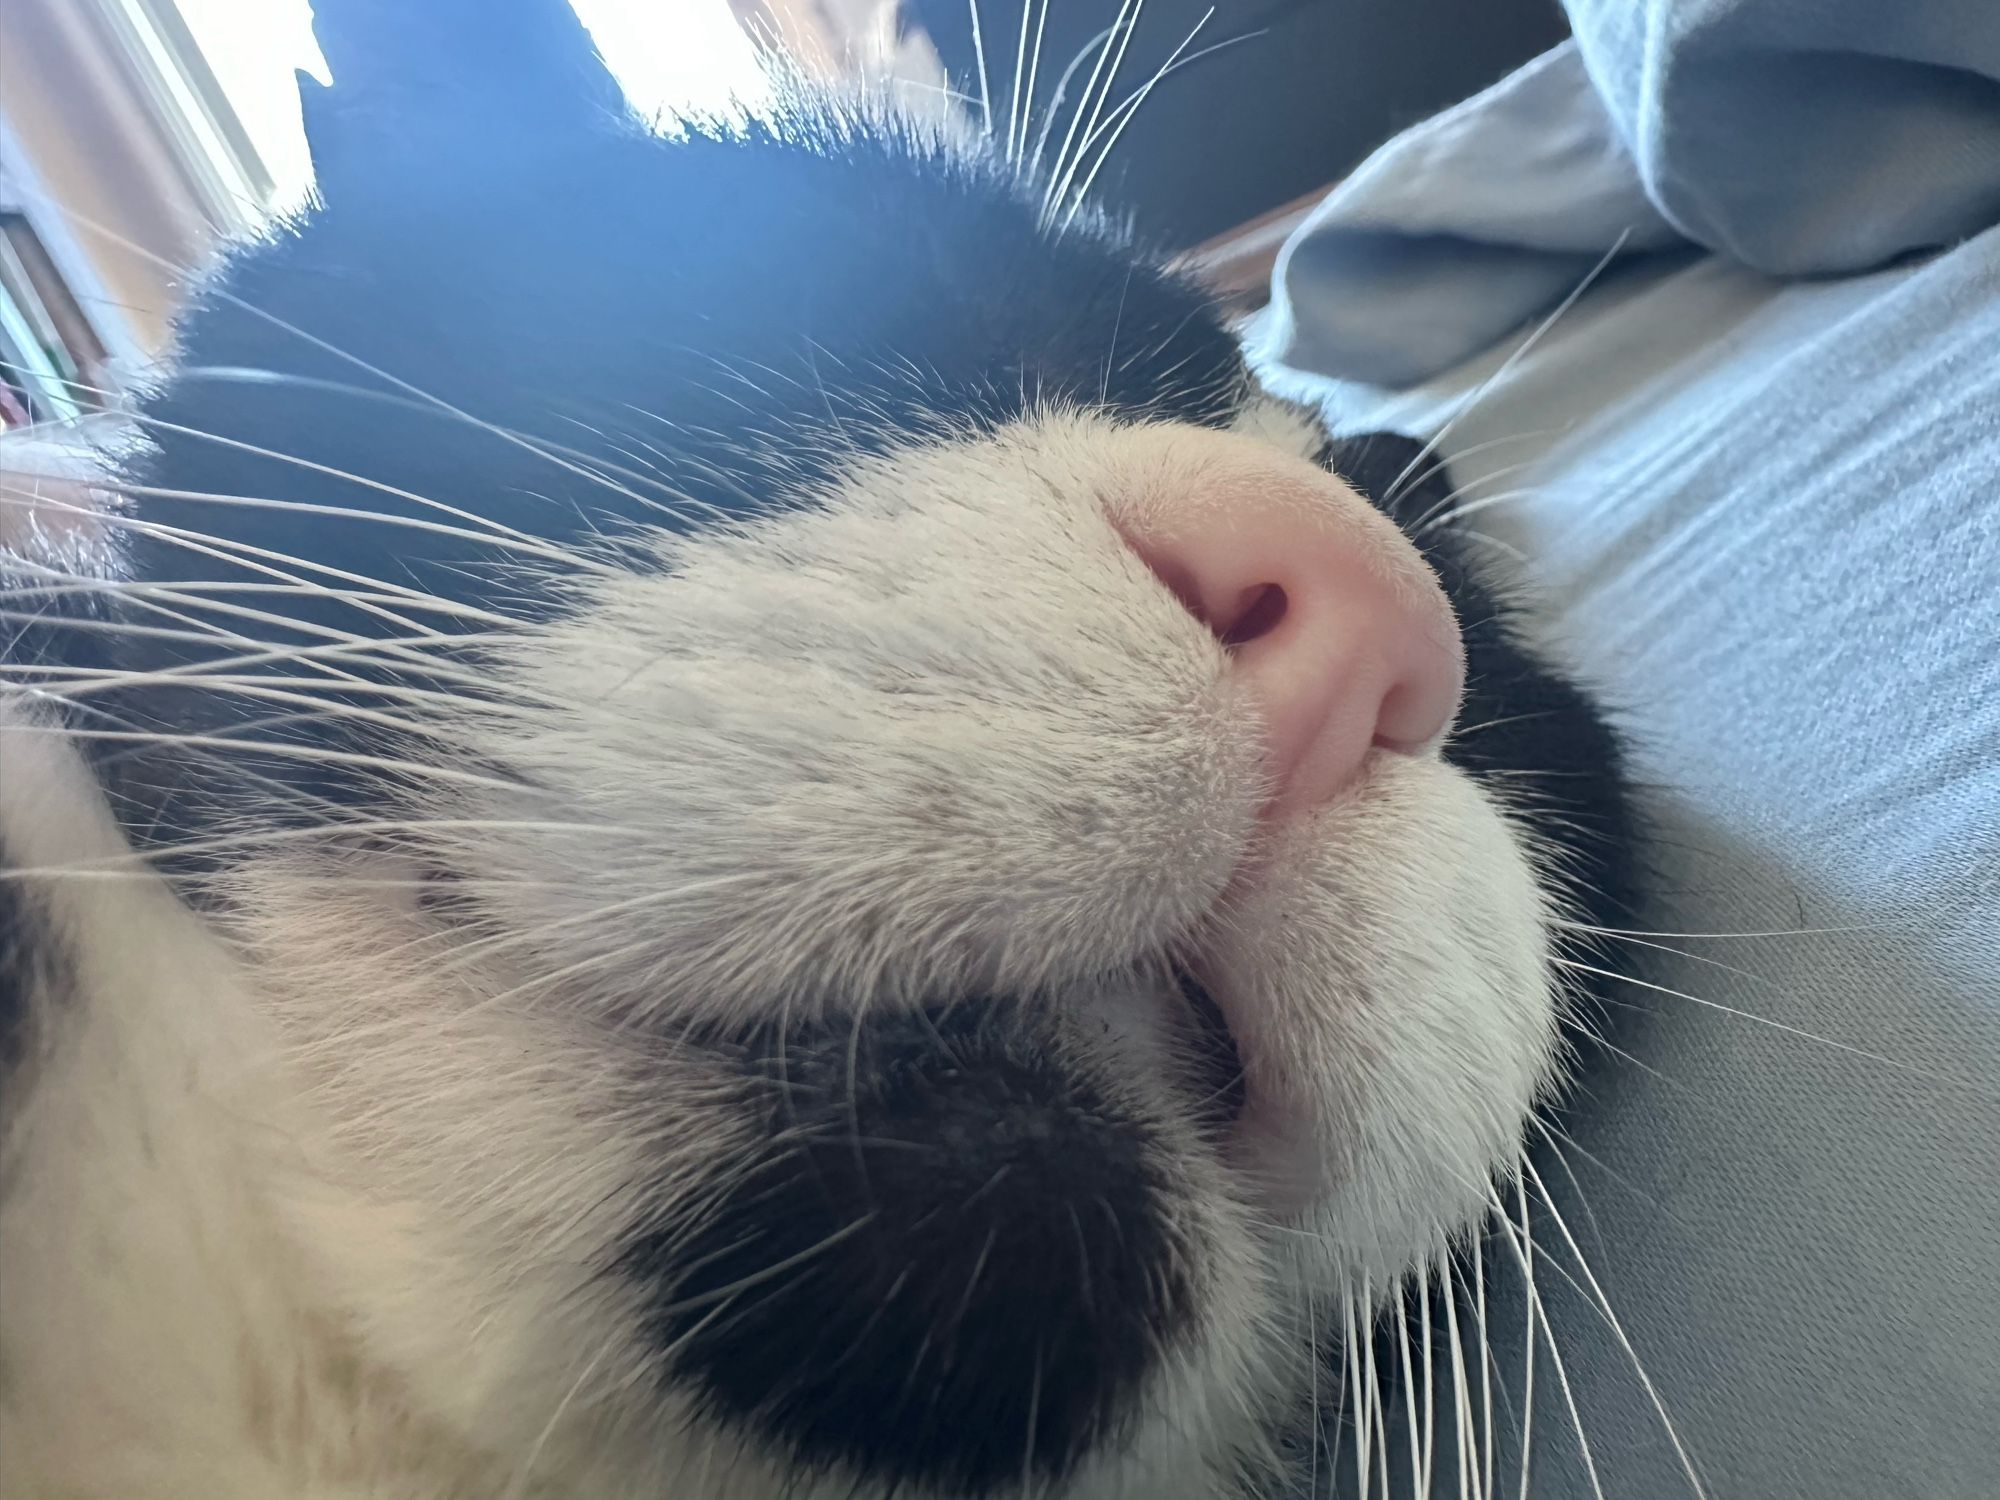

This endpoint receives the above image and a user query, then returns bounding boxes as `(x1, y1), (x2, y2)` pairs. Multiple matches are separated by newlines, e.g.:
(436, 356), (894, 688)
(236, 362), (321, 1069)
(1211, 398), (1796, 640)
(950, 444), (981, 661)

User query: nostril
(1141, 550), (1289, 650)
(1216, 583), (1288, 649)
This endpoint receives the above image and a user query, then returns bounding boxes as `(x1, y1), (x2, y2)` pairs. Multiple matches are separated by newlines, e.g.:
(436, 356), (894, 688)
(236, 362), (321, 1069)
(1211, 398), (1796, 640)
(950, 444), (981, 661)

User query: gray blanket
(1261, 0), (2000, 388)
(1250, 3), (2000, 1493)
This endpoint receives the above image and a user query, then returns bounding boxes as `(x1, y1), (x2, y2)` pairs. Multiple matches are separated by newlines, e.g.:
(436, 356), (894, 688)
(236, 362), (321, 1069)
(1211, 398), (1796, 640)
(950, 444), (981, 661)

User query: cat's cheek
(1197, 754), (1557, 1290)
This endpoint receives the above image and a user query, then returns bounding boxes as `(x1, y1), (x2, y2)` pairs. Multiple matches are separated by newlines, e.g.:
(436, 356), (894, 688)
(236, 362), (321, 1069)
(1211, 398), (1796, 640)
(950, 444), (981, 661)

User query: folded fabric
(1263, 0), (2000, 388)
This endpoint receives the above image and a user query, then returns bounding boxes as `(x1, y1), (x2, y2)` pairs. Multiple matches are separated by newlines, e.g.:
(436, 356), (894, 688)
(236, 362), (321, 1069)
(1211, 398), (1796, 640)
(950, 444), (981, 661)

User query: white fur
(1, 408), (1555, 1497)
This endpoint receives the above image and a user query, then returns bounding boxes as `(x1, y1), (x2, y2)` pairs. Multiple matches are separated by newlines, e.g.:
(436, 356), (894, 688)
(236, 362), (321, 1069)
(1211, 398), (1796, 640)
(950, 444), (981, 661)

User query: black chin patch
(622, 1002), (1196, 1497)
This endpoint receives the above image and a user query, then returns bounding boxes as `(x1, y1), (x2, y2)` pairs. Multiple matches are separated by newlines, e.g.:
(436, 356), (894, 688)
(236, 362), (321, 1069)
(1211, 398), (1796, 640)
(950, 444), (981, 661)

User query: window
(0, 211), (111, 427)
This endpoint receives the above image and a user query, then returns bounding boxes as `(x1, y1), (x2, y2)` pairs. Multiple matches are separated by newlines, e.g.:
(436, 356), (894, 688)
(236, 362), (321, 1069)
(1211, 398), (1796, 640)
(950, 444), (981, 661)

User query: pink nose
(1119, 461), (1466, 818)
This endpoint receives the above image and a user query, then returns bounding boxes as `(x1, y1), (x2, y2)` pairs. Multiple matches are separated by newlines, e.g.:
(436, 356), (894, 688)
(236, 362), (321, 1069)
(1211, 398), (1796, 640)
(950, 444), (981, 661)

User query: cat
(0, 2), (1638, 1495)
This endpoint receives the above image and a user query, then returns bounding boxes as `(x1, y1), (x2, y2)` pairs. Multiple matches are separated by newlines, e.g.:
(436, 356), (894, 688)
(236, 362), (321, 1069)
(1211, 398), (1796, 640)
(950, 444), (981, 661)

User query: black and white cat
(0, 3), (1638, 1496)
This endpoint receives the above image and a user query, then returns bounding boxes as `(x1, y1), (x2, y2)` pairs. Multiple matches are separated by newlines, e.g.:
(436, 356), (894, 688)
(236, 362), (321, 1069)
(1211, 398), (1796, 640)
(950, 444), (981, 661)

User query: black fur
(626, 1003), (1192, 1495)
(1327, 430), (1641, 948)
(86, 57), (1247, 840)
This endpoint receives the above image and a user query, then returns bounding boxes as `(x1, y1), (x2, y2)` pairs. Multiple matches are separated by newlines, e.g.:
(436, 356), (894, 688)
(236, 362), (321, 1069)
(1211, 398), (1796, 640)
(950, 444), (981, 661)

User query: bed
(1247, 5), (2000, 1495)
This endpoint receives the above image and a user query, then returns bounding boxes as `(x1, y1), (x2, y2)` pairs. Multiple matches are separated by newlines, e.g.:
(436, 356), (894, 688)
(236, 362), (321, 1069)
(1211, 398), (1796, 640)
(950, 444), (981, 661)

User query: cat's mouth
(1172, 952), (1328, 1219)
(1171, 961), (1249, 1128)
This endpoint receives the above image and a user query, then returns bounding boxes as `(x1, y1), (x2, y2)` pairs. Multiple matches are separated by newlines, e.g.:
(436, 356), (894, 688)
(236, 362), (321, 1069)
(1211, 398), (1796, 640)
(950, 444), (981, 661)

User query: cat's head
(31, 2), (1637, 1494)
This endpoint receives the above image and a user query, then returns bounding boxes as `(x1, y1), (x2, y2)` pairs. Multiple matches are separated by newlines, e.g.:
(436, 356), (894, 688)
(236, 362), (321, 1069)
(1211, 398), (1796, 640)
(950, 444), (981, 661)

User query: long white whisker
(1491, 1178), (1606, 1500)
(0, 571), (515, 630)
(125, 413), (586, 554)
(27, 676), (488, 750)
(1474, 1233), (1495, 1500)
(1553, 915), (1916, 942)
(1511, 1184), (1536, 1500)
(1396, 1296), (1421, 1500)
(0, 601), (526, 685)
(0, 720), (525, 792)
(1344, 1290), (1371, 1500)
(1363, 428), (1566, 511)
(1520, 1154), (1708, 1497)
(1399, 455), (1550, 535)
(1554, 954), (1994, 1093)
(1025, 25), (1116, 181)
(1442, 1256), (1482, 1500)
(1006, 0), (1034, 164)
(0, 816), (650, 882)
(1041, 0), (1141, 223)
(34, 201), (693, 523)
(2, 489), (532, 643)
(1420, 1271), (1438, 1498)
(0, 559), (502, 657)
(164, 366), (734, 520)
(83, 481), (612, 572)
(1016, 0), (1051, 168)
(1382, 234), (1632, 511)
(1059, 8), (1216, 233)
(1362, 1272), (1389, 1500)
(1307, 1295), (1322, 1498)
(967, 0), (993, 137)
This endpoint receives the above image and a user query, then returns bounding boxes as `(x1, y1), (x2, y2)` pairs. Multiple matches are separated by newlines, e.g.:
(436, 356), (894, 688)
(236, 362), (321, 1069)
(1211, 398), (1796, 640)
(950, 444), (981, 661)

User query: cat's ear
(300, 0), (629, 199)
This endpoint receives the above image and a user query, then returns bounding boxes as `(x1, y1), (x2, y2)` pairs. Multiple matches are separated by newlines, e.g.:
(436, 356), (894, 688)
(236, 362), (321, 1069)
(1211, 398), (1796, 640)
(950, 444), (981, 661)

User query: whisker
(0, 719), (525, 792)
(1059, 8), (1219, 233)
(0, 818), (652, 882)
(1441, 1255), (1484, 1500)
(967, 0), (994, 138)
(2, 488), (537, 643)
(1362, 1272), (1390, 1499)
(1006, 0), (1034, 163)
(0, 558), (505, 657)
(1553, 915), (1921, 942)
(22, 674), (516, 752)
(1343, 1289), (1370, 1500)
(1490, 1178), (1607, 1500)
(1475, 1233), (1495, 1500)
(1042, 0), (1143, 224)
(1382, 234), (1632, 513)
(1403, 457), (1549, 537)
(1016, 0), (1051, 168)
(125, 412), (593, 557)
(1554, 954), (1996, 1094)
(63, 480), (612, 573)
(1519, 1155), (1708, 1497)
(169, 366), (738, 522)
(1025, 23), (1116, 181)
(1415, 487), (1544, 541)
(0, 572), (516, 630)
(0, 606), (532, 690)
(35, 202), (702, 525)
(1396, 1296), (1421, 1499)
(1369, 428), (1566, 512)
(1511, 1181), (1536, 1500)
